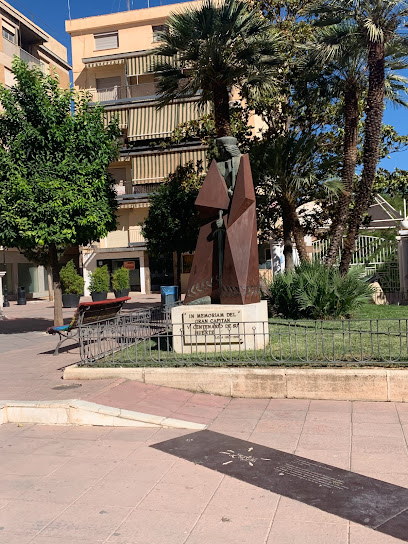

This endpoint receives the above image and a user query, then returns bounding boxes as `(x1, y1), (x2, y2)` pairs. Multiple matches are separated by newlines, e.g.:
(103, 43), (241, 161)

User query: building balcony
(101, 226), (146, 249)
(89, 83), (158, 104)
(3, 38), (43, 70)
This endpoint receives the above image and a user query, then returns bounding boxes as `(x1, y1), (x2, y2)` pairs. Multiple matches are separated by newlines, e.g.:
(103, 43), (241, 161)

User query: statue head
(216, 136), (241, 161)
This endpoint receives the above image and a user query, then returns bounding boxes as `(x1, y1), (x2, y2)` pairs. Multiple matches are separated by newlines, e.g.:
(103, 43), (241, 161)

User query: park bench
(46, 297), (130, 355)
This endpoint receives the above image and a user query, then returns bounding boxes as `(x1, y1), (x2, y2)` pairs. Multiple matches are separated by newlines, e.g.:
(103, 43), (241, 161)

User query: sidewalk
(0, 296), (407, 543)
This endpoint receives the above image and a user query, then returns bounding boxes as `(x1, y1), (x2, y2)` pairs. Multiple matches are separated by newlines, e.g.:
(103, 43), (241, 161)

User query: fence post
(398, 229), (408, 302)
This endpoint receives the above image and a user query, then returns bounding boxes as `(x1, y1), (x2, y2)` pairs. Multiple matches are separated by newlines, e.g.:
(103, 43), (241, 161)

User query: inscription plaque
(182, 309), (243, 344)
(152, 430), (408, 542)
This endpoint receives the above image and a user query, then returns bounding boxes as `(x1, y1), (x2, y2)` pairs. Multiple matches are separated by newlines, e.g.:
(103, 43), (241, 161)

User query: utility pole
(127, 0), (130, 10)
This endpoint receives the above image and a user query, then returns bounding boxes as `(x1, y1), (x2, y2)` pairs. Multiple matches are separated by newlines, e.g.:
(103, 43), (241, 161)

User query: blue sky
(8, 0), (408, 172)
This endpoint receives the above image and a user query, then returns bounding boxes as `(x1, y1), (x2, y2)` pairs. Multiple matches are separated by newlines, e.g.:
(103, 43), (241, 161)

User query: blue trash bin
(160, 285), (179, 308)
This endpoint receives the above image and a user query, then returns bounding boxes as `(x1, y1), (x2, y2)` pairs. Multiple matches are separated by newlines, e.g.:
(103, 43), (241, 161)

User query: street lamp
(2, 246), (9, 307)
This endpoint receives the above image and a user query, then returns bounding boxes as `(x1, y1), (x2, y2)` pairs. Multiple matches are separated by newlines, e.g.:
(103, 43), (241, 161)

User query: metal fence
(78, 309), (408, 366)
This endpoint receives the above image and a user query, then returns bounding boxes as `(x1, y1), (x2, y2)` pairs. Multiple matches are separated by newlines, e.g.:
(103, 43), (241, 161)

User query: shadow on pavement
(0, 317), (71, 334)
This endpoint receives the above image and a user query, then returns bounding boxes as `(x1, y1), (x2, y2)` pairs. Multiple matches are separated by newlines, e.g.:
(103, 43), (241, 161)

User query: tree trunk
(46, 265), (54, 301)
(281, 199), (308, 264)
(212, 85), (232, 138)
(325, 80), (359, 267)
(340, 41), (385, 275)
(49, 244), (63, 326)
(282, 214), (294, 271)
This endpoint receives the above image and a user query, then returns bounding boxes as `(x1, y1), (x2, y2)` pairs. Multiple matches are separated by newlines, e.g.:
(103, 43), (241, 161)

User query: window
(94, 31), (118, 51)
(96, 76), (121, 101)
(152, 25), (167, 42)
(2, 26), (15, 43)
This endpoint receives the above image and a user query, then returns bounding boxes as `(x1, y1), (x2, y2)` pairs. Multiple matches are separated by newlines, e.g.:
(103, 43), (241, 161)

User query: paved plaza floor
(0, 297), (408, 542)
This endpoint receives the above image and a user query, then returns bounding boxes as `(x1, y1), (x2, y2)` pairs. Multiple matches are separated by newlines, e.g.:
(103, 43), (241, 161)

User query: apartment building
(67, 1), (267, 295)
(0, 0), (71, 299)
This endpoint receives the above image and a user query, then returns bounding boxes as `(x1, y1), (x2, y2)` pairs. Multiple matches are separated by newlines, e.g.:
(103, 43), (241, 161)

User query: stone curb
(0, 399), (206, 429)
(63, 365), (408, 402)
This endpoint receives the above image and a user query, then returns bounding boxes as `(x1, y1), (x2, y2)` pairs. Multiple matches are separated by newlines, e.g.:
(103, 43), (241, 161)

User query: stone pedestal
(171, 300), (269, 354)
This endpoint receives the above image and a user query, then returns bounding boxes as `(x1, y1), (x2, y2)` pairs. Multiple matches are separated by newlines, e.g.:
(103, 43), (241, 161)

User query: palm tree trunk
(281, 199), (308, 263)
(340, 41), (385, 275)
(282, 215), (294, 271)
(325, 80), (359, 267)
(212, 85), (232, 138)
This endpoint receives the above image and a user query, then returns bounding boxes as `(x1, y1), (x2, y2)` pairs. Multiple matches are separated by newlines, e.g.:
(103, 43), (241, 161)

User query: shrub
(266, 261), (372, 319)
(59, 260), (84, 295)
(89, 265), (110, 293)
(112, 267), (130, 291)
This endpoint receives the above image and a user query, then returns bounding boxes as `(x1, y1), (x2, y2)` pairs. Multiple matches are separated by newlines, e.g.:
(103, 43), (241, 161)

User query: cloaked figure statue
(184, 136), (260, 306)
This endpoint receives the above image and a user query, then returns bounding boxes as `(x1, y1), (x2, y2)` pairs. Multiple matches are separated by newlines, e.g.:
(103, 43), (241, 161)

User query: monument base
(171, 300), (269, 354)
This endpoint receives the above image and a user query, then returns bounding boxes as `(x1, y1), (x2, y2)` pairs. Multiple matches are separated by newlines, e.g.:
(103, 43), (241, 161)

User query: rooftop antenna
(127, 0), (130, 9)
(67, 0), (71, 19)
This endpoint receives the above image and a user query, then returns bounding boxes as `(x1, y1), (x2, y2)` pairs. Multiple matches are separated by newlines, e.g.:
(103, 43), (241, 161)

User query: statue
(184, 136), (260, 306)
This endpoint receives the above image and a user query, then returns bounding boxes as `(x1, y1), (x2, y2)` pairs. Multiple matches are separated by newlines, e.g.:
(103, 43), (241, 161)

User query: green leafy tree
(153, 0), (283, 137)
(142, 163), (204, 290)
(0, 59), (120, 325)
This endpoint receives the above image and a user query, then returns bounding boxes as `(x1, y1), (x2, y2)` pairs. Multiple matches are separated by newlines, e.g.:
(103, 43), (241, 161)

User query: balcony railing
(89, 83), (158, 103)
(132, 182), (163, 195)
(3, 38), (43, 69)
(102, 226), (146, 249)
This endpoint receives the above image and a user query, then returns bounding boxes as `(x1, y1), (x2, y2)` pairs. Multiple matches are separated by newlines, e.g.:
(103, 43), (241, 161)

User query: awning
(131, 148), (207, 183)
(126, 53), (179, 77)
(105, 108), (128, 129)
(86, 58), (125, 68)
(128, 100), (209, 141)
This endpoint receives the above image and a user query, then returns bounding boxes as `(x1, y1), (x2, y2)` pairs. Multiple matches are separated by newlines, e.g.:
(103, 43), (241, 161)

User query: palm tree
(309, 20), (408, 267)
(310, 0), (408, 274)
(251, 132), (339, 270)
(152, 0), (283, 138)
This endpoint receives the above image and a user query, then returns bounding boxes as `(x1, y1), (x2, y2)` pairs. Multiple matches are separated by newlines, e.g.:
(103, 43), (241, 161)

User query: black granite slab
(151, 430), (408, 541)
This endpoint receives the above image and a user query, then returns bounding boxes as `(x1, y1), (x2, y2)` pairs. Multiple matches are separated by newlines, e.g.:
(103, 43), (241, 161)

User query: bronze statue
(184, 136), (260, 306)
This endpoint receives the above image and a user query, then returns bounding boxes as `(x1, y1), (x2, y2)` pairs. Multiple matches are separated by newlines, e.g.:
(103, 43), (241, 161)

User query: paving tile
(103, 427), (159, 442)
(207, 417), (259, 433)
(103, 458), (176, 483)
(19, 425), (70, 439)
(185, 393), (230, 408)
(204, 476), (279, 519)
(353, 412), (400, 425)
(349, 522), (404, 543)
(160, 459), (224, 488)
(76, 478), (154, 508)
(185, 513), (271, 544)
(106, 508), (198, 544)
(0, 475), (39, 500)
(0, 534), (33, 544)
(352, 422), (404, 439)
(309, 400), (352, 413)
(274, 496), (347, 525)
(0, 453), (68, 477)
(49, 457), (119, 481)
(353, 402), (398, 413)
(18, 477), (99, 504)
(305, 411), (352, 423)
(266, 398), (310, 411)
(212, 408), (265, 420)
(297, 433), (351, 452)
(0, 437), (53, 455)
(58, 426), (112, 440)
(294, 449), (351, 470)
(249, 431), (300, 453)
(0, 499), (66, 535)
(31, 439), (96, 457)
(351, 452), (408, 474)
(252, 419), (305, 434)
(39, 503), (133, 541)
(138, 481), (218, 514)
(30, 537), (103, 544)
(75, 439), (140, 460)
(260, 410), (307, 421)
(301, 420), (351, 436)
(266, 519), (348, 544)
(352, 435), (407, 455)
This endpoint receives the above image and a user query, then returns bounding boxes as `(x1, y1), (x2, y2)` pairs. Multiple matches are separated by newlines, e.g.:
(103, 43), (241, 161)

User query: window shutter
(94, 32), (119, 51)
(4, 68), (15, 88)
